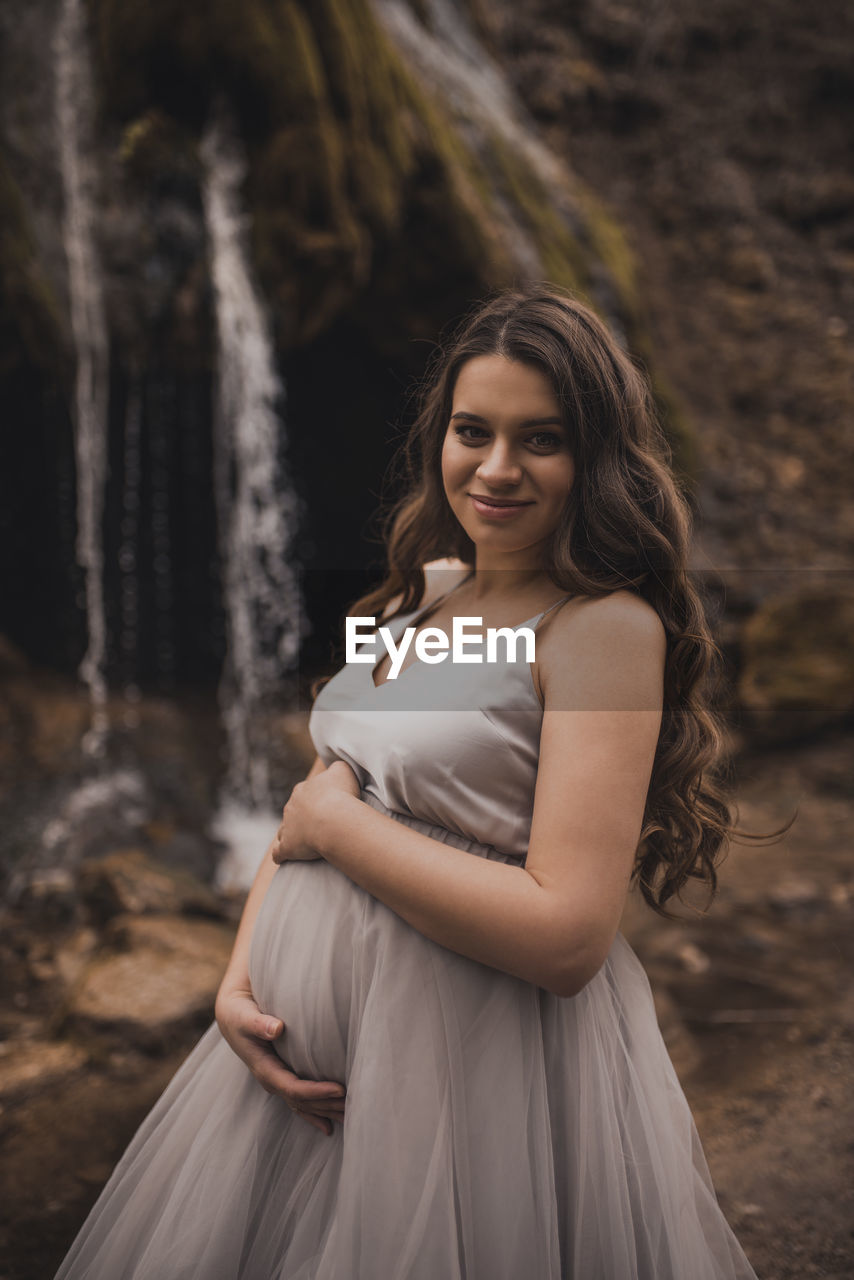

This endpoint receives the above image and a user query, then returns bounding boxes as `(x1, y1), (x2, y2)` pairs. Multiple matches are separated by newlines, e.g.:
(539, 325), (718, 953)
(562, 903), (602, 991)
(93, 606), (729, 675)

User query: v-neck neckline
(369, 570), (569, 691)
(370, 569), (475, 690)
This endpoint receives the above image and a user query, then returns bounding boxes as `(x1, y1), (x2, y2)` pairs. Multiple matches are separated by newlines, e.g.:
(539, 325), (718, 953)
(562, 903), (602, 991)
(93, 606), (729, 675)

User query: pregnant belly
(246, 803), (535, 1093)
(248, 860), (371, 1084)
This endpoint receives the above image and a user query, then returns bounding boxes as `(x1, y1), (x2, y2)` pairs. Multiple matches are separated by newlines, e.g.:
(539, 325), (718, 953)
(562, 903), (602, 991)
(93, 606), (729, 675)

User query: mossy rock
(85, 0), (677, 418)
(89, 0), (516, 343)
(118, 109), (198, 185)
(484, 129), (588, 294)
(738, 584), (854, 745)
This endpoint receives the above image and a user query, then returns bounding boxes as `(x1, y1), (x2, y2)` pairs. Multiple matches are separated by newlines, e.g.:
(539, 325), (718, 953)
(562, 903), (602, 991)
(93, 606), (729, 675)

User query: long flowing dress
(55, 572), (759, 1279)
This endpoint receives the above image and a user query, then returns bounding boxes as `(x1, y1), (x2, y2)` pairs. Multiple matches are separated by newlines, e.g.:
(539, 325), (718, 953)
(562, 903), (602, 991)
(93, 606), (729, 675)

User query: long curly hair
(313, 284), (793, 916)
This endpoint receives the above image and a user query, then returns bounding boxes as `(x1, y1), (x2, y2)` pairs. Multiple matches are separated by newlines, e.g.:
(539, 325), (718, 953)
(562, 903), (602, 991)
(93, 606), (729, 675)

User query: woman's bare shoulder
(379, 557), (470, 623)
(536, 589), (667, 705)
(556, 588), (665, 640)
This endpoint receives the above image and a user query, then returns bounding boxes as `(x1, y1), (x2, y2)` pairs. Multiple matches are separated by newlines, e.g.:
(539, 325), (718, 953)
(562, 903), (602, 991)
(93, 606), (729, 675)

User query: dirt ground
(0, 729), (851, 1280)
(623, 729), (854, 1279)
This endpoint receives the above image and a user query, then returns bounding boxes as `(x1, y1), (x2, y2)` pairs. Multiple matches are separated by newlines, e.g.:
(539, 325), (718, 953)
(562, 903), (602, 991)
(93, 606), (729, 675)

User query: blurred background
(1, 1), (852, 1276)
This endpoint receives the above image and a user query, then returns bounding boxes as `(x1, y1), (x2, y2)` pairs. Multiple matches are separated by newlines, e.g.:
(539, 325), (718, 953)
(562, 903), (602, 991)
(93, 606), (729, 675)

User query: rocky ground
(1, 723), (852, 1280)
(0, 846), (245, 1280)
(624, 729), (854, 1279)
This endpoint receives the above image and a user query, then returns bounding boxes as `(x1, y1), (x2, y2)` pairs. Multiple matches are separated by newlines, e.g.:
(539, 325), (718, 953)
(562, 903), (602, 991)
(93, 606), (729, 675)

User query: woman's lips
(468, 494), (534, 520)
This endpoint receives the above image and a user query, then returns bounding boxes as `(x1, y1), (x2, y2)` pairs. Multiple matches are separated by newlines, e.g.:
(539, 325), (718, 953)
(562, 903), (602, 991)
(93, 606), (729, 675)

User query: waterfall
(374, 0), (564, 182)
(13, 0), (152, 906)
(200, 102), (305, 889)
(369, 0), (630, 338)
(371, 0), (582, 273)
(54, 0), (110, 756)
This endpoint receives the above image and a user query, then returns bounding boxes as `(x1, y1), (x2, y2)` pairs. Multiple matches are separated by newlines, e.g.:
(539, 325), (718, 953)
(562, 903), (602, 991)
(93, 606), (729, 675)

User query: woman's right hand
(214, 985), (346, 1137)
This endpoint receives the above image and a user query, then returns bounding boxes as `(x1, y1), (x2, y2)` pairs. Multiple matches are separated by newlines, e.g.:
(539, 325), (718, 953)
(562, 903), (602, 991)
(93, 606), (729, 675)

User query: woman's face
(440, 354), (575, 567)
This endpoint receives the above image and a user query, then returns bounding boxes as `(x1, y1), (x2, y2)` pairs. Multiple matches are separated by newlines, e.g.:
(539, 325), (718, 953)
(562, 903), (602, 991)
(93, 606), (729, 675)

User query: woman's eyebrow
(450, 411), (564, 428)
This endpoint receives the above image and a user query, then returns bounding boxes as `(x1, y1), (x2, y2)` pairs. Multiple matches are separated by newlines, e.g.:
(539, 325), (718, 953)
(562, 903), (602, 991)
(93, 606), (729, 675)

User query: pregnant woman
(56, 286), (770, 1279)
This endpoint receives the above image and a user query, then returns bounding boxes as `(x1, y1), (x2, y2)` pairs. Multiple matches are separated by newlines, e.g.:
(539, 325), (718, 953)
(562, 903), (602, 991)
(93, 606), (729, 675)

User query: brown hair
(313, 284), (794, 915)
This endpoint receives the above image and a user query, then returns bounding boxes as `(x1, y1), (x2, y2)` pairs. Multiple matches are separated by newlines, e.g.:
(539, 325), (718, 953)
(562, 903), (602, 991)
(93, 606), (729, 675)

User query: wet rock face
(2, 0), (651, 688)
(0, 0), (71, 375)
(73, 0), (627, 355)
(738, 585), (854, 745)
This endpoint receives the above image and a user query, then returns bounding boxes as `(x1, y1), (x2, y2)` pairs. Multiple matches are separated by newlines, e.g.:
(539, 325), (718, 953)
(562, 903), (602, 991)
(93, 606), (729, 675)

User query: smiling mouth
(468, 494), (533, 508)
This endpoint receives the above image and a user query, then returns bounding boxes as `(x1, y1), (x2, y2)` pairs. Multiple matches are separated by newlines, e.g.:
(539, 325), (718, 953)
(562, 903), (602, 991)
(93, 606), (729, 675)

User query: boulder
(53, 927), (99, 989)
(67, 914), (236, 1051)
(77, 848), (226, 925)
(0, 1040), (88, 1102)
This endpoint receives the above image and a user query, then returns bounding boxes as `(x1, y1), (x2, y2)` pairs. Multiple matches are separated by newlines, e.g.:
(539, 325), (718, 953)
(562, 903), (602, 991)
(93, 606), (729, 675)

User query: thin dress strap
(379, 573), (569, 638)
(531, 595), (573, 632)
(368, 568), (476, 685)
(365, 568), (475, 653)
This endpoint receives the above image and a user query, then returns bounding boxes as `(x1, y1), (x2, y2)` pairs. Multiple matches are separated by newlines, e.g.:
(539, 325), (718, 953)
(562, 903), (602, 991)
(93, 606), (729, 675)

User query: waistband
(360, 787), (526, 867)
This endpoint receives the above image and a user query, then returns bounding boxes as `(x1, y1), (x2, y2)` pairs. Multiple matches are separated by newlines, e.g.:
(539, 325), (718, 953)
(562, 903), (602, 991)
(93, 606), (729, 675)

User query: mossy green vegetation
(82, 0), (682, 448)
(118, 109), (197, 181)
(483, 129), (588, 295)
(87, 0), (517, 343)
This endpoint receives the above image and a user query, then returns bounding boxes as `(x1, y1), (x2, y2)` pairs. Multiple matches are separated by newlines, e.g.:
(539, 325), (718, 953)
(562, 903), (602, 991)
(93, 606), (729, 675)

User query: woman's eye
(451, 424), (563, 449)
(452, 424), (487, 442)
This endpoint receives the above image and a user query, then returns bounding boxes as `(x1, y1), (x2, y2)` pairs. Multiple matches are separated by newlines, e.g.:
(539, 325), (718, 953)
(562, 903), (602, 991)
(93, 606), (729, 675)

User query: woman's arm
(302, 592), (666, 998)
(215, 754), (346, 1135)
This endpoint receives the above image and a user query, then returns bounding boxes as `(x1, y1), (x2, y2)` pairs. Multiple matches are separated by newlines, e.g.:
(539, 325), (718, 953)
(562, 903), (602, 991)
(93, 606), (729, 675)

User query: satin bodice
(307, 576), (571, 863)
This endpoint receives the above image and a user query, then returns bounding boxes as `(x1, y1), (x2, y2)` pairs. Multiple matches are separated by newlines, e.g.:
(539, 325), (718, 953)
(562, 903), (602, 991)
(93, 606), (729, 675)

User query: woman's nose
(476, 441), (523, 485)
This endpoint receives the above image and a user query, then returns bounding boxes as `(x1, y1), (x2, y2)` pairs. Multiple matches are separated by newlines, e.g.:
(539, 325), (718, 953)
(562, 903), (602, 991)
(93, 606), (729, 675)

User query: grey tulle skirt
(54, 792), (757, 1279)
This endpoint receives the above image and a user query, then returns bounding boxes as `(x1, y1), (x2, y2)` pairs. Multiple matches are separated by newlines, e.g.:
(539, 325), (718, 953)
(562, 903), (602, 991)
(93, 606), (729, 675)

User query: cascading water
(370, 0), (626, 341)
(38, 23), (301, 896)
(10, 0), (142, 905)
(371, 0), (568, 273)
(200, 101), (305, 889)
(54, 0), (110, 756)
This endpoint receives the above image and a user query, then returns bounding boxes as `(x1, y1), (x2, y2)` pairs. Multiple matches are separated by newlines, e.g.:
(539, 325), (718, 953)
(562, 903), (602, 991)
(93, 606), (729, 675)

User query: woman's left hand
(272, 760), (362, 865)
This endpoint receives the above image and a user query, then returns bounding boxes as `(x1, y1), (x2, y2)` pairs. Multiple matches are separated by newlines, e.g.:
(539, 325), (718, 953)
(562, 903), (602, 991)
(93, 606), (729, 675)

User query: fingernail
(266, 1020), (280, 1037)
